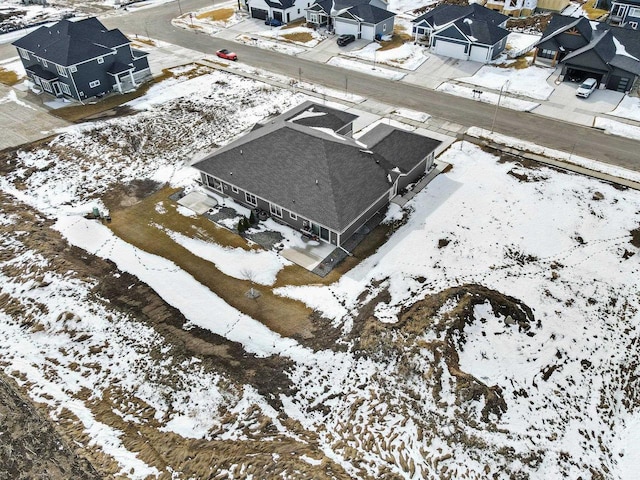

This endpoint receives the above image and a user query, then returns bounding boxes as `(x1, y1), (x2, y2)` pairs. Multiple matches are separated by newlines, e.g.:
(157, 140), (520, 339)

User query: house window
(56, 65), (68, 77)
(270, 204), (282, 217)
(539, 48), (556, 59)
(70, 65), (77, 72)
(231, 185), (239, 193)
(42, 82), (52, 93)
(629, 7), (640, 16)
(245, 192), (257, 205)
(60, 83), (71, 95)
(89, 80), (101, 88)
(19, 48), (29, 60)
(42, 59), (48, 67)
(309, 12), (318, 23)
(383, 24), (387, 31)
(97, 57), (104, 64)
(630, 21), (638, 29)
(289, 211), (298, 220)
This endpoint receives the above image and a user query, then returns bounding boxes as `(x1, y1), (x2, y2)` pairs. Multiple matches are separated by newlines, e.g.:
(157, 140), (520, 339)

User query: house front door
(52, 82), (62, 96)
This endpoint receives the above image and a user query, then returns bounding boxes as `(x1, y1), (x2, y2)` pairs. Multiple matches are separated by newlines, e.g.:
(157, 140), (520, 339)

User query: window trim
(245, 192), (257, 206)
(629, 7), (640, 17)
(289, 211), (298, 220)
(19, 48), (29, 60)
(70, 65), (77, 72)
(89, 79), (101, 88)
(56, 65), (68, 78)
(60, 83), (71, 95)
(231, 185), (239, 193)
(42, 59), (48, 67)
(270, 204), (283, 218)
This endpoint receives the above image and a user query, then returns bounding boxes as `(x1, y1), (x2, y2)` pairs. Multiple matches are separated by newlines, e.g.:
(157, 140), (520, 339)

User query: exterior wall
(200, 172), (340, 244)
(493, 36), (508, 57)
(72, 57), (115, 99)
(375, 17), (394, 37)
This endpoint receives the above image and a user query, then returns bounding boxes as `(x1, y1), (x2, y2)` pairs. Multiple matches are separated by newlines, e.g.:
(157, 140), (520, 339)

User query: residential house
(412, 4), (510, 63)
(606, 0), (640, 30)
(485, 0), (537, 17)
(193, 101), (441, 247)
(534, 14), (640, 92)
(246, 0), (314, 23)
(12, 17), (150, 101)
(306, 0), (396, 41)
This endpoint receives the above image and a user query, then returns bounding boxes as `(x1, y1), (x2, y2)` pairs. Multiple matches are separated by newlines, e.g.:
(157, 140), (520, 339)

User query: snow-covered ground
(594, 117), (640, 141)
(327, 57), (406, 80)
(1, 37), (640, 480)
(437, 82), (539, 111)
(457, 64), (556, 100)
(344, 42), (428, 71)
(608, 96), (640, 122)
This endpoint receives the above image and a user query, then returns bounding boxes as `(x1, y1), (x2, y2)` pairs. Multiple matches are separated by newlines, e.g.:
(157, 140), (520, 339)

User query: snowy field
(1, 25), (640, 480)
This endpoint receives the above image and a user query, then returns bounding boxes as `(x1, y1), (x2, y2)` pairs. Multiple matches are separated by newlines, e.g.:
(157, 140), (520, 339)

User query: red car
(216, 49), (237, 61)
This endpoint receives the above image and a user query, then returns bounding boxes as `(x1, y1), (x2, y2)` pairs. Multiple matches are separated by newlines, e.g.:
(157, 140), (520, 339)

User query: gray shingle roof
(452, 17), (509, 45)
(359, 124), (441, 174)
(265, 0), (296, 9)
(283, 101), (358, 130)
(413, 3), (507, 29)
(12, 17), (129, 66)
(193, 105), (440, 232)
(341, 4), (395, 23)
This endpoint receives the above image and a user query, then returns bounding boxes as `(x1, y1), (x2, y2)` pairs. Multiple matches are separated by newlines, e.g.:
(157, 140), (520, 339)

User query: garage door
(361, 24), (375, 41)
(334, 20), (359, 37)
(469, 45), (489, 63)
(251, 8), (268, 20)
(434, 39), (467, 60)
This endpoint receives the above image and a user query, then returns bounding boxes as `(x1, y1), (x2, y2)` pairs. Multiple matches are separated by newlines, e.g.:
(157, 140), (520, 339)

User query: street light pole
(177, 0), (183, 15)
(490, 80), (510, 134)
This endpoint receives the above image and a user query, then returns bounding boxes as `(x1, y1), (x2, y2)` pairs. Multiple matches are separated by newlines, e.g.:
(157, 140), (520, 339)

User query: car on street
(575, 78), (598, 98)
(265, 18), (284, 26)
(215, 49), (238, 61)
(336, 34), (356, 46)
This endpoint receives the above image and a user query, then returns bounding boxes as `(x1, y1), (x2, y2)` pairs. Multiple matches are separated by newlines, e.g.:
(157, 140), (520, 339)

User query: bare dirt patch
(0, 67), (21, 86)
(0, 374), (100, 480)
(282, 31), (315, 43)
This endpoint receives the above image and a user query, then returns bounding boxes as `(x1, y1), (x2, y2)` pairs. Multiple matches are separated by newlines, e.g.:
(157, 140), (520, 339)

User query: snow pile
(608, 96), (640, 122)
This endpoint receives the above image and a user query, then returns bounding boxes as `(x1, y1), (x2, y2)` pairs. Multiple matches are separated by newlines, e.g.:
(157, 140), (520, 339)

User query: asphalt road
(67, 2), (640, 170)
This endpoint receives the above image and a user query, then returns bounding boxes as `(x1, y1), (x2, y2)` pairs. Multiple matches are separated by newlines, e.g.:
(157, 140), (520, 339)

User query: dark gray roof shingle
(413, 3), (507, 29)
(194, 104), (441, 232)
(12, 17), (129, 66)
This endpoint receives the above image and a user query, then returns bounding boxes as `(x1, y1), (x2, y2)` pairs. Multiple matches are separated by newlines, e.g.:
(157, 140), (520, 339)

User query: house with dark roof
(603, 0), (640, 30)
(412, 4), (509, 63)
(193, 101), (441, 247)
(246, 0), (314, 23)
(485, 0), (537, 17)
(534, 15), (640, 92)
(12, 17), (150, 101)
(306, 0), (395, 41)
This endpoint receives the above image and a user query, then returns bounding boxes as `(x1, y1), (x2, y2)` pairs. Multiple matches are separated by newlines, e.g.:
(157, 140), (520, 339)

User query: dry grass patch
(281, 31), (315, 43)
(282, 19), (306, 29)
(0, 67), (21, 86)
(106, 186), (316, 339)
(378, 25), (412, 52)
(497, 51), (534, 70)
(582, 0), (608, 19)
(130, 37), (156, 47)
(196, 8), (235, 22)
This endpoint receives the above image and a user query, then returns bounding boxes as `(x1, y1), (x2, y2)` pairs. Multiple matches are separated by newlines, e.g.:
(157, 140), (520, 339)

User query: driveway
(0, 82), (70, 151)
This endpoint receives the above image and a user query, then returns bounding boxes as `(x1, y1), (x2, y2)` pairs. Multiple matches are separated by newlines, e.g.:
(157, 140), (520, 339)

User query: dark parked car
(337, 34), (356, 46)
(215, 49), (237, 61)
(265, 17), (284, 26)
